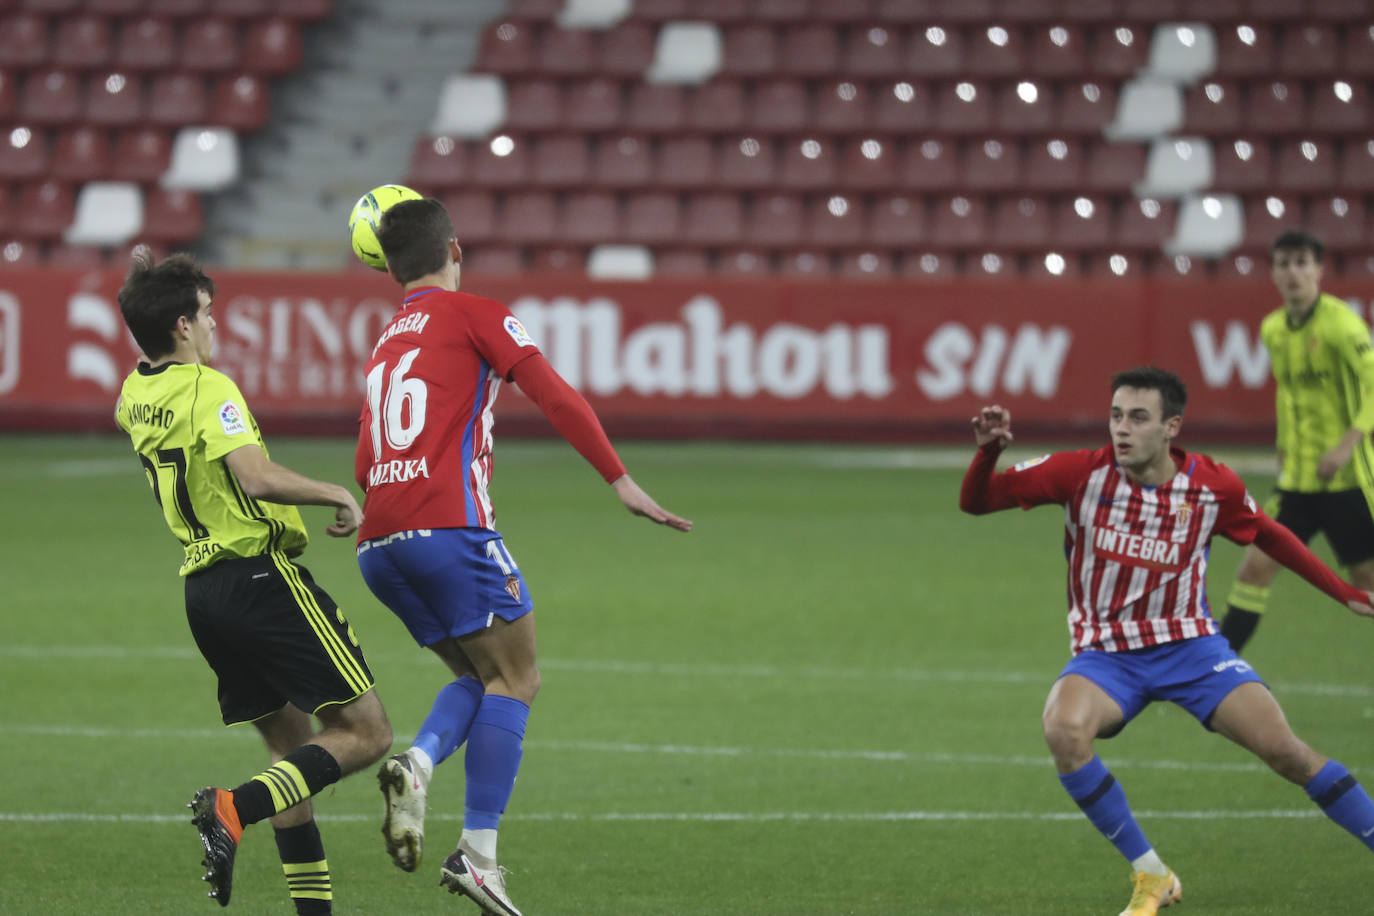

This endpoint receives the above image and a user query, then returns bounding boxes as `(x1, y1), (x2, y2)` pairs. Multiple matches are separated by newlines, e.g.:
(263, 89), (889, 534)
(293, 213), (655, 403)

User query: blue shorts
(1057, 634), (1266, 730)
(356, 528), (534, 648)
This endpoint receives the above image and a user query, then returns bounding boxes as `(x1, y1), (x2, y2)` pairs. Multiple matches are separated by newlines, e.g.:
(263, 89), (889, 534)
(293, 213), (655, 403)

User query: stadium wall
(3, 267), (1367, 442)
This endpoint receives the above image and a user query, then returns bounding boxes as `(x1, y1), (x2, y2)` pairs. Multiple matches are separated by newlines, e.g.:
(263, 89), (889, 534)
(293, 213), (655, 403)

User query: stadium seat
(593, 134), (653, 188)
(837, 25), (899, 78)
(470, 135), (532, 187)
(438, 189), (497, 242)
(628, 0), (691, 21)
(51, 126), (109, 181)
(475, 21), (537, 74)
(1305, 195), (1365, 251)
(586, 245), (653, 280)
(929, 194), (989, 248)
(15, 180), (75, 238)
(967, 249), (1017, 277)
(209, 0), (274, 15)
(1022, 137), (1085, 192)
(504, 80), (562, 133)
(647, 22), (722, 84)
(1181, 81), (1242, 135)
(995, 0), (1062, 22)
(933, 80), (993, 134)
(1309, 80), (1367, 134)
(496, 191), (558, 243)
(0, 237), (43, 268)
(877, 0), (942, 23)
(869, 193), (926, 246)
(1240, 193), (1301, 250)
(431, 74), (505, 138)
(1311, 0), (1367, 20)
(410, 135), (465, 188)
(116, 17), (176, 71)
(656, 135), (717, 189)
(750, 80), (810, 133)
(1083, 140), (1147, 192)
(778, 249), (834, 280)
(504, 0), (560, 17)
(962, 138), (1023, 191)
(717, 135), (776, 188)
(778, 136), (837, 189)
(86, 0), (148, 13)
(1211, 137), (1273, 191)
(989, 195), (1051, 250)
(1103, 79), (1182, 141)
(806, 194), (865, 246)
(45, 242), (107, 267)
(85, 71), (145, 127)
(1166, 193), (1243, 257)
(838, 250), (895, 279)
(564, 78), (623, 132)
(653, 247), (709, 275)
(682, 192), (744, 245)
(110, 127), (171, 182)
(693, 0), (751, 22)
(1244, 80), (1304, 135)
(897, 138), (958, 190)
(1273, 138), (1336, 192)
(241, 19), (301, 75)
(531, 134), (590, 187)
(1213, 23), (1275, 77)
(837, 137), (897, 191)
(1115, 196), (1179, 252)
(812, 0), (875, 22)
(463, 245), (525, 275)
(993, 81), (1054, 134)
(54, 15), (113, 70)
(1278, 24), (1337, 77)
(65, 180), (142, 245)
(687, 80), (747, 132)
(211, 73), (269, 131)
(1138, 137), (1214, 197)
(0, 125), (47, 179)
(161, 126), (237, 190)
(599, 21), (656, 77)
(934, 0), (995, 24)
(146, 73), (208, 126)
(1050, 195), (1112, 249)
(20, 69), (82, 125)
(560, 191), (621, 245)
(720, 24), (776, 76)
(0, 72), (14, 120)
(873, 80), (933, 133)
(1027, 25), (1088, 78)
(1338, 24), (1374, 76)
(1244, 0), (1308, 21)
(1128, 0), (1218, 19)
(1058, 81), (1115, 135)
(623, 83), (685, 134)
(715, 248), (773, 278)
(1147, 23), (1217, 83)
(541, 26), (596, 76)
(1337, 138), (1374, 191)
(898, 249), (959, 279)
(907, 24), (965, 78)
(0, 13), (49, 68)
(179, 19), (238, 73)
(965, 24), (1026, 77)
(146, 0), (210, 14)
(623, 191), (682, 244)
(1086, 24), (1148, 78)
(814, 80), (872, 134)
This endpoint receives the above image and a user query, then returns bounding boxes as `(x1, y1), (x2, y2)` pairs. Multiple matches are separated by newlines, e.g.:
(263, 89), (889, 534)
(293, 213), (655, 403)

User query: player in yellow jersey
(1219, 230), (1374, 651)
(114, 250), (393, 913)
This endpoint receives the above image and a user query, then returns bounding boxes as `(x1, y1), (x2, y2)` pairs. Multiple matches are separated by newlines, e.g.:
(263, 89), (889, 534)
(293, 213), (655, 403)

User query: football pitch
(2, 433), (1372, 915)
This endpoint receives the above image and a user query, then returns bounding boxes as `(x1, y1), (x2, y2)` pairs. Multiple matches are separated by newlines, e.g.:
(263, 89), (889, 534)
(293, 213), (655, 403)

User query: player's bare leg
(1220, 544), (1282, 651)
(1043, 675), (1180, 915)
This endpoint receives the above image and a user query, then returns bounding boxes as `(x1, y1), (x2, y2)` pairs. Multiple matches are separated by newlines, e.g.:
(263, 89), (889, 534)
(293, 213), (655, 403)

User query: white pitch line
(0, 808), (1320, 825)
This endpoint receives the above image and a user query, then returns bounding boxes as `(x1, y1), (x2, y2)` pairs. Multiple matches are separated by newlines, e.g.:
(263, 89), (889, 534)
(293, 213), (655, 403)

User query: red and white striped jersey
(972, 445), (1264, 654)
(354, 286), (541, 540)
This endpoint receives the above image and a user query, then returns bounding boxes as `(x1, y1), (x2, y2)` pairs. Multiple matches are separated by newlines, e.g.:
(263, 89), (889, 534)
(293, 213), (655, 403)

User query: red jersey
(965, 444), (1265, 654)
(355, 287), (540, 540)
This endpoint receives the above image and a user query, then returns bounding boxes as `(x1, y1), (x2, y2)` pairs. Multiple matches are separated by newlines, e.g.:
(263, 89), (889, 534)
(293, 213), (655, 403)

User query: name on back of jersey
(368, 455), (431, 488)
(372, 311), (432, 357)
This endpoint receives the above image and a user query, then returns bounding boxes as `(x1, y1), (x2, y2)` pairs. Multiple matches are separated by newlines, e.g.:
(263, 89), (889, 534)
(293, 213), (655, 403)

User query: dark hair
(376, 198), (454, 284)
(116, 249), (216, 360)
(1270, 229), (1324, 263)
(1111, 366), (1187, 419)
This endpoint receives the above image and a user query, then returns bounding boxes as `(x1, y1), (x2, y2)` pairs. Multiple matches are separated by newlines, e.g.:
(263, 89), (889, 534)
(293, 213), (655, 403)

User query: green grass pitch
(1, 434), (1371, 914)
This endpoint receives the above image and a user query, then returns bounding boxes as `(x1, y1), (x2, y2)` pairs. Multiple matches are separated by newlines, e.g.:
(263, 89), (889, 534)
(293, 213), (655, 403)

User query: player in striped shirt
(1219, 230), (1374, 651)
(960, 366), (1374, 916)
(353, 197), (691, 915)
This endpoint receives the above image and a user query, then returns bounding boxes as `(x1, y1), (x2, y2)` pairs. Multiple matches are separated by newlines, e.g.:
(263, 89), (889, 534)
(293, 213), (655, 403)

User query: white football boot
(439, 841), (522, 916)
(377, 750), (428, 872)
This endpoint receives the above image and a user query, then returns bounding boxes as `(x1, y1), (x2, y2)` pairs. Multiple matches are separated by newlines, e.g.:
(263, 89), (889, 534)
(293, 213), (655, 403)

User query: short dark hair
(116, 249), (215, 360)
(1270, 228), (1324, 263)
(1111, 366), (1187, 419)
(376, 197), (454, 284)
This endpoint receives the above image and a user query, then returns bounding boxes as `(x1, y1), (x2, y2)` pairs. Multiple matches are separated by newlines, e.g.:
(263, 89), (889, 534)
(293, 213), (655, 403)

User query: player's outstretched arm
(224, 444), (362, 537)
(1251, 514), (1371, 619)
(971, 404), (1014, 449)
(611, 474), (692, 532)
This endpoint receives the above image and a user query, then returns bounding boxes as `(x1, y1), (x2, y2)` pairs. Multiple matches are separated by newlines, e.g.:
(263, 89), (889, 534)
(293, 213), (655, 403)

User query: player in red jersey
(354, 197), (690, 915)
(960, 366), (1374, 916)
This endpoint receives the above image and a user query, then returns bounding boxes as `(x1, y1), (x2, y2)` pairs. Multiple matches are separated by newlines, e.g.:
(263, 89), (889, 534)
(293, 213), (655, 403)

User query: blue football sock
(464, 695), (530, 831)
(413, 677), (484, 767)
(1306, 760), (1374, 851)
(1059, 755), (1153, 862)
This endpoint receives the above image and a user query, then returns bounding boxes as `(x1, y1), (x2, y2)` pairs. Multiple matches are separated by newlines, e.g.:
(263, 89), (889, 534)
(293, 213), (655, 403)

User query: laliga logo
(66, 293), (124, 391)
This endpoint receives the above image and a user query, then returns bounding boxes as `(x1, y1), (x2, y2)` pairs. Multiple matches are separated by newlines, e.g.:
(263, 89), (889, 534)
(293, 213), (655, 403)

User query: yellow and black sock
(1219, 582), (1269, 652)
(232, 744), (342, 826)
(275, 820), (332, 915)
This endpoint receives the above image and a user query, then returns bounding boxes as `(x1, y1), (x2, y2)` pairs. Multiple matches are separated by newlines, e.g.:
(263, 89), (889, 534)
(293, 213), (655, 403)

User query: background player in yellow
(1219, 230), (1374, 651)
(115, 250), (393, 913)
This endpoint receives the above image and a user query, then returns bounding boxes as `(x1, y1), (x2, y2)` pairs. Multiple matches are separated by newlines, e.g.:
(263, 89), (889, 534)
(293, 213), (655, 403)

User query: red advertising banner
(3, 267), (1372, 440)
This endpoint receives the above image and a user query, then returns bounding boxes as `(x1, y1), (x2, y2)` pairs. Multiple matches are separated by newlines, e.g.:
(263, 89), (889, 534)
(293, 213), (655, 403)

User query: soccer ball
(348, 184), (422, 271)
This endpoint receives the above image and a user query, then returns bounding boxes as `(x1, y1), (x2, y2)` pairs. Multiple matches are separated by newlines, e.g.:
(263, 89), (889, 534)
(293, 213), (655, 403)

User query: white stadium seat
(431, 74), (507, 138)
(1148, 23), (1217, 84)
(64, 181), (143, 245)
(587, 243), (654, 279)
(1104, 78), (1183, 141)
(646, 23), (721, 85)
(1165, 193), (1243, 257)
(1137, 136), (1214, 197)
(161, 127), (239, 191)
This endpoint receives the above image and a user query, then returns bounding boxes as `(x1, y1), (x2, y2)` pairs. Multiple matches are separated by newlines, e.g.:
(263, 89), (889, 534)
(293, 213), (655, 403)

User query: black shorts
(1274, 489), (1374, 567)
(184, 552), (375, 725)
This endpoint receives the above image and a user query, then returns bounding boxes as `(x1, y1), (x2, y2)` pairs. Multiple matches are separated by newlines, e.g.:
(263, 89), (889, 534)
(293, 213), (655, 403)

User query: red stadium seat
(142, 187), (203, 243)
(656, 135), (717, 189)
(241, 19), (301, 75)
(838, 25), (900, 78)
(1086, 24), (1148, 79)
(785, 24), (843, 77)
(1338, 24), (1374, 77)
(750, 80), (810, 133)
(1211, 137), (1273, 192)
(559, 191), (621, 245)
(682, 193), (744, 245)
(0, 125), (47, 179)
(719, 135), (777, 189)
(564, 78), (622, 132)
(530, 134), (590, 187)
(837, 137), (897, 191)
(806, 194), (866, 246)
(897, 138), (958, 190)
(933, 0), (995, 23)
(1062, 0), (1123, 21)
(1309, 80), (1368, 134)
(906, 24), (964, 78)
(1244, 80), (1304, 134)
(1305, 195), (1366, 251)
(966, 249), (1018, 277)
(600, 21), (655, 77)
(0, 71), (14, 120)
(693, 0), (752, 21)
(811, 0), (875, 21)
(930, 194), (989, 248)
(624, 192), (683, 245)
(51, 126), (109, 180)
(1026, 24), (1088, 77)
(687, 80), (748, 133)
(751, 0), (812, 22)
(145, 0), (210, 14)
(627, 0), (691, 21)
(873, 80), (933, 133)
(878, 0), (941, 22)
(721, 24), (777, 77)
(869, 193), (926, 246)
(496, 191), (558, 243)
(898, 249), (959, 278)
(654, 248), (710, 276)
(463, 245), (524, 275)
(87, 0), (149, 13)
(933, 80), (992, 134)
(962, 138), (1023, 191)
(84, 71), (145, 127)
(540, 26), (595, 76)
(1083, 140), (1146, 192)
(746, 194), (804, 247)
(593, 134), (653, 188)
(20, 69), (82, 125)
(211, 73), (269, 131)
(1115, 197), (1177, 250)
(1241, 193), (1302, 249)
(208, 0), (273, 14)
(146, 73), (208, 126)
(1050, 195), (1112, 249)
(530, 245), (584, 274)
(116, 17), (176, 70)
(0, 13), (49, 68)
(475, 21), (536, 74)
(814, 80), (872, 134)
(1022, 137), (1085, 192)
(1278, 24), (1337, 78)
(624, 83), (685, 134)
(993, 81), (1054, 134)
(110, 127), (170, 181)
(1024, 251), (1084, 279)
(409, 135), (467, 189)
(440, 189), (497, 243)
(1213, 23), (1275, 78)
(715, 248), (773, 278)
(16, 180), (75, 238)
(989, 195), (1051, 250)
(778, 249), (835, 280)
(504, 80), (562, 133)
(1273, 138), (1337, 192)
(1337, 138), (1374, 191)
(778, 136), (837, 189)
(965, 24), (1027, 77)
(503, 0), (560, 17)
(46, 242), (107, 268)
(180, 20), (238, 73)
(54, 15), (113, 69)
(838, 250), (896, 279)
(1058, 81), (1115, 135)
(1245, 0), (1307, 20)
(1311, 0), (1367, 19)
(470, 136), (532, 187)
(1181, 81), (1242, 135)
